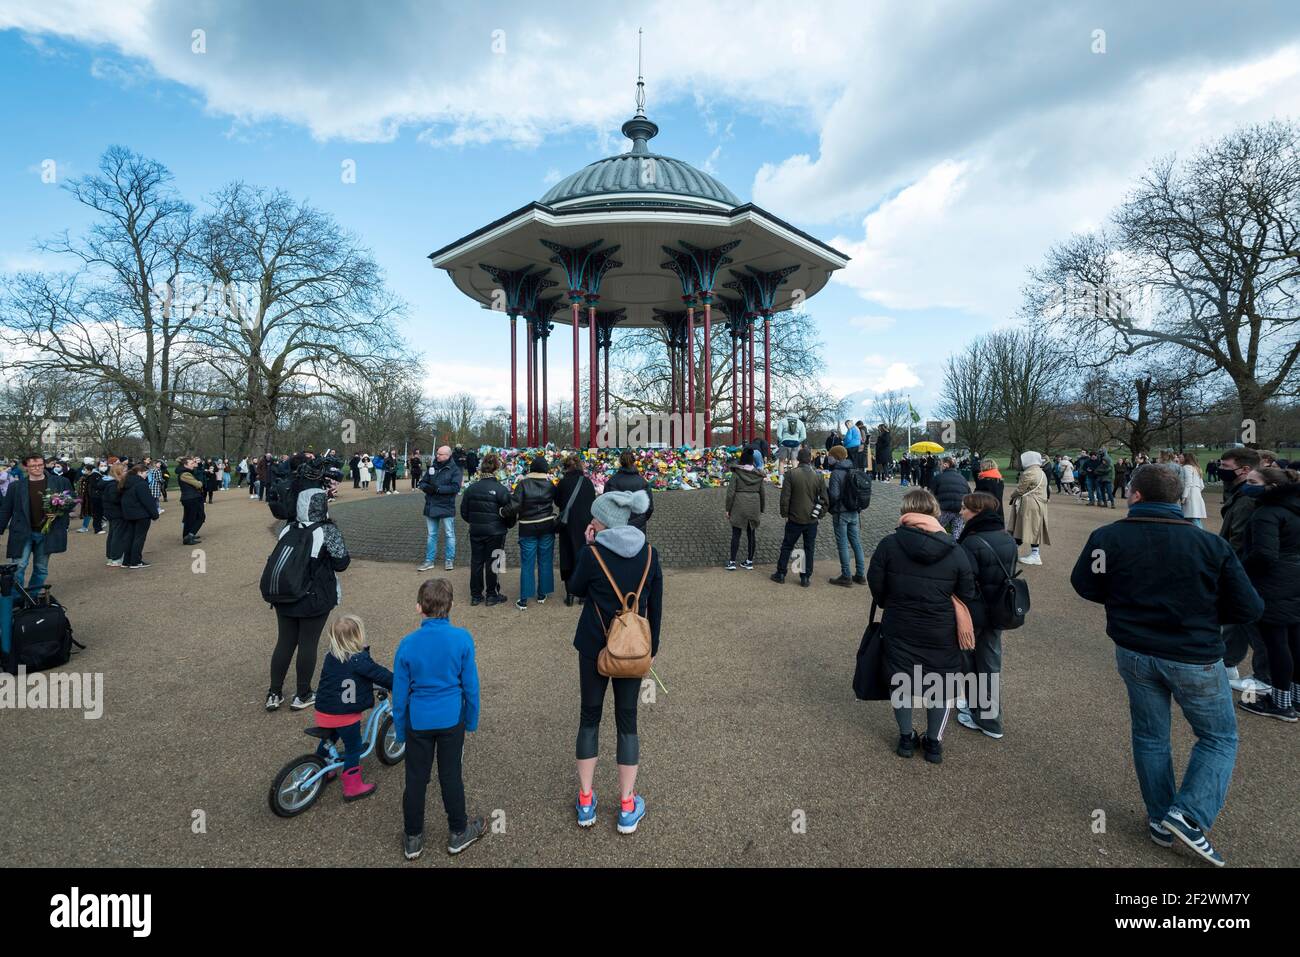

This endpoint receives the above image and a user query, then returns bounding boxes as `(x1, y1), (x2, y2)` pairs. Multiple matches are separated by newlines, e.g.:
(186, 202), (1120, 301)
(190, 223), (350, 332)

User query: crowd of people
(3, 427), (1295, 867)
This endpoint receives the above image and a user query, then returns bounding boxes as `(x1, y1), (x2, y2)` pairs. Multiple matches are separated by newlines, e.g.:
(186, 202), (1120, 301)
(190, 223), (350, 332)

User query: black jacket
(460, 476), (513, 539)
(120, 473), (160, 521)
(1220, 478), (1258, 555)
(958, 512), (1020, 631)
(274, 489), (351, 619)
(1242, 483), (1300, 623)
(315, 648), (393, 716)
(1071, 511), (1262, 664)
(974, 474), (1005, 520)
(512, 473), (556, 536)
(929, 468), (970, 513)
(867, 524), (977, 673)
(568, 538), (663, 659)
(603, 467), (652, 531)
(0, 472), (74, 559)
(178, 466), (205, 503)
(419, 460), (462, 520)
(827, 457), (868, 513)
(102, 477), (124, 521)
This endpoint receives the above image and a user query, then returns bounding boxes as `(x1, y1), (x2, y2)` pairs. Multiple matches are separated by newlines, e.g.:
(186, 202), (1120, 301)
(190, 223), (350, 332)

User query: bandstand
(429, 58), (848, 450)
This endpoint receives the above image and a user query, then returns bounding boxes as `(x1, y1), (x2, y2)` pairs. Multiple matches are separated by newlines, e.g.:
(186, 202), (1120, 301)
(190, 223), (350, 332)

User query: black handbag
(852, 599), (891, 701)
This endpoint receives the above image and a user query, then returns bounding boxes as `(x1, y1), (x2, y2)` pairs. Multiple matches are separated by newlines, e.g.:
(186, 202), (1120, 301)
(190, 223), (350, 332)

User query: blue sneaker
(1148, 820), (1174, 847)
(617, 794), (646, 834)
(576, 791), (597, 828)
(1161, 810), (1224, 866)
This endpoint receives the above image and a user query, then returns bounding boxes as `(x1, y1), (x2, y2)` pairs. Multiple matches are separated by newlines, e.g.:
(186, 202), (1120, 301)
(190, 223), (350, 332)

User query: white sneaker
(1230, 676), (1270, 694)
(417, 562), (436, 572)
(1020, 553), (1042, 565)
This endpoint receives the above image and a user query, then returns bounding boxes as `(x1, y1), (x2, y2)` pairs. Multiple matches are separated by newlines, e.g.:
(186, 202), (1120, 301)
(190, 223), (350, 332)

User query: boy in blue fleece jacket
(392, 578), (484, 859)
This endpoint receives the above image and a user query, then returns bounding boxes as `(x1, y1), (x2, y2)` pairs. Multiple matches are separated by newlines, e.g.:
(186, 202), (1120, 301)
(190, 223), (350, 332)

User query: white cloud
(868, 362), (921, 393)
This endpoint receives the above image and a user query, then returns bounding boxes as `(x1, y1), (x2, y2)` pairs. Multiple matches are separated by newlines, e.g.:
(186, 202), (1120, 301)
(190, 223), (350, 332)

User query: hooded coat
(1009, 454), (1051, 546)
(726, 466), (766, 529)
(1241, 482), (1300, 623)
(567, 525), (664, 660)
(867, 522), (978, 674)
(603, 465), (653, 531)
(271, 489), (351, 619)
(555, 469), (597, 580)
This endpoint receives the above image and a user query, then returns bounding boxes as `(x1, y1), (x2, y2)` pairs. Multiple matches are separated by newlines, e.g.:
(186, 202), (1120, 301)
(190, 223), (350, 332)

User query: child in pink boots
(313, 615), (393, 801)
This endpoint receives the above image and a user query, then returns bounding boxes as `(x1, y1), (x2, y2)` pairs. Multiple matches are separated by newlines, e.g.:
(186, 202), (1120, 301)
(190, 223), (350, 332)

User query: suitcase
(1, 564), (83, 675)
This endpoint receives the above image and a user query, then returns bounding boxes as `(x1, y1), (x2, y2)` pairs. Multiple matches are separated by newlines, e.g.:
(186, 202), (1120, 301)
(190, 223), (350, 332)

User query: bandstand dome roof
(540, 150), (742, 209)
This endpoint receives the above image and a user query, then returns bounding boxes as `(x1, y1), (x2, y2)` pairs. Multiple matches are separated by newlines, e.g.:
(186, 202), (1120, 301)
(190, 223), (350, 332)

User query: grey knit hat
(591, 489), (649, 528)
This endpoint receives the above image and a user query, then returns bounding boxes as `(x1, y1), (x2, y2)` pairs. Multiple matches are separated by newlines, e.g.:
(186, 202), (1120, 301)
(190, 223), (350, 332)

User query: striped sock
(1275, 687), (1293, 710)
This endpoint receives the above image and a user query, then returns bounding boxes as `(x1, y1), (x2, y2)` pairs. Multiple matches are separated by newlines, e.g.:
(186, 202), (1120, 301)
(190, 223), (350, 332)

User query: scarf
(1128, 501), (1185, 520)
(978, 467), (1002, 480)
(898, 513), (975, 649)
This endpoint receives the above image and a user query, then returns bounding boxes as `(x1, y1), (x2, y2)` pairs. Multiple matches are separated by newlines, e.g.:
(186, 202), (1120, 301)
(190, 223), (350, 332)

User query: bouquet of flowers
(41, 489), (80, 534)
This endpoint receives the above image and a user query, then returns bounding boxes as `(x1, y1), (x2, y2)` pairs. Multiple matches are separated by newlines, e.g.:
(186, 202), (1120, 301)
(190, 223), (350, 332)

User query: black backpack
(267, 477), (296, 520)
(839, 468), (872, 511)
(1, 567), (82, 675)
(260, 523), (321, 606)
(969, 536), (1029, 630)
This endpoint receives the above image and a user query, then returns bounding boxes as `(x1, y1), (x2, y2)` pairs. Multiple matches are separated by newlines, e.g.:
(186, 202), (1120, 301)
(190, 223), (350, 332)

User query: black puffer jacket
(460, 475), (512, 538)
(867, 522), (977, 673)
(603, 466), (652, 531)
(120, 472), (160, 521)
(929, 468), (970, 513)
(1242, 482), (1300, 623)
(512, 472), (556, 536)
(958, 511), (1020, 631)
(102, 476), (124, 521)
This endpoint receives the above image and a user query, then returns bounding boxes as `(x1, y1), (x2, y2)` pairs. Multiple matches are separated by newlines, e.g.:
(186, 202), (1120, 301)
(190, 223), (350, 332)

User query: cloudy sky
(1, 0), (1298, 421)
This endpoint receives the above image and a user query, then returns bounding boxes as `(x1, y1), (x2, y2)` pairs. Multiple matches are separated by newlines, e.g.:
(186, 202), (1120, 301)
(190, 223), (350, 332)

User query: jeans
(373, 468), (384, 491)
(776, 520), (818, 576)
(403, 722), (466, 836)
(1097, 479), (1114, 505)
(1114, 646), (1237, 830)
(469, 534), (505, 599)
(518, 533), (554, 601)
(314, 719), (364, 771)
(833, 511), (865, 578)
(424, 515), (456, 565)
(15, 532), (50, 592)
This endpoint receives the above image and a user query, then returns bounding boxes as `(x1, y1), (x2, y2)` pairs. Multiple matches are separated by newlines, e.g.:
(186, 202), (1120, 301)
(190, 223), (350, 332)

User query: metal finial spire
(635, 27), (646, 117)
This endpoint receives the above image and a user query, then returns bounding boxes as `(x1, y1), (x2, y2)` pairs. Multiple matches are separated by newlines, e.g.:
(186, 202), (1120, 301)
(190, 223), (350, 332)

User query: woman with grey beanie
(567, 488), (663, 836)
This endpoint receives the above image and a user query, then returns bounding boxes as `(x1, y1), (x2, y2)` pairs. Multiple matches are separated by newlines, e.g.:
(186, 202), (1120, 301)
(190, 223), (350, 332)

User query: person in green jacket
(771, 448), (828, 587)
(1092, 450), (1116, 509)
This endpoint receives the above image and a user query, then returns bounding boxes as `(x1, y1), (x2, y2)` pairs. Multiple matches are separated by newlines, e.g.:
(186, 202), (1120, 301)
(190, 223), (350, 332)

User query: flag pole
(907, 393), (912, 450)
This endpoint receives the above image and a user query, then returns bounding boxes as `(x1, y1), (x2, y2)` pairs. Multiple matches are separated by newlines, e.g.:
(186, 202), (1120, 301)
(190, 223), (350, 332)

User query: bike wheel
(269, 754), (327, 817)
(378, 715), (405, 765)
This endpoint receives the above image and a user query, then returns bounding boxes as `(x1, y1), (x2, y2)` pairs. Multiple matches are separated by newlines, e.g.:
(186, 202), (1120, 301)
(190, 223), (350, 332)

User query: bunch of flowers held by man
(41, 489), (80, 533)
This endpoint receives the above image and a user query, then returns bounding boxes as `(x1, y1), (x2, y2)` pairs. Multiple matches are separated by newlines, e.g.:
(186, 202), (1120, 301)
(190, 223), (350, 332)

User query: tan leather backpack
(592, 545), (654, 679)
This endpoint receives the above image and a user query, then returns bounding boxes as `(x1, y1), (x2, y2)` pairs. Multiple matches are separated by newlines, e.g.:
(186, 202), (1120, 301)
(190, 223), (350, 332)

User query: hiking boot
(896, 731), (919, 758)
(404, 833), (424, 861)
(799, 575), (811, 588)
(920, 734), (943, 764)
(1162, 810), (1225, 867)
(852, 574), (867, 584)
(616, 795), (646, 834)
(341, 766), (376, 802)
(575, 790), (597, 828)
(1237, 693), (1298, 722)
(448, 817), (487, 854)
(770, 572), (786, 584)
(828, 575), (852, 587)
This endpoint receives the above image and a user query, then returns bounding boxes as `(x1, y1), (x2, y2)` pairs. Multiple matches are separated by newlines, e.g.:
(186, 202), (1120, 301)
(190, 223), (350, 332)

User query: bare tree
(871, 390), (909, 436)
(1029, 121), (1300, 444)
(936, 341), (1002, 455)
(985, 326), (1066, 465)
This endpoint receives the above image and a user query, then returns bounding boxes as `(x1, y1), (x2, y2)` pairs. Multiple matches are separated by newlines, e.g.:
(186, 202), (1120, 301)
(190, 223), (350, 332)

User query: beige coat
(1009, 465), (1051, 546)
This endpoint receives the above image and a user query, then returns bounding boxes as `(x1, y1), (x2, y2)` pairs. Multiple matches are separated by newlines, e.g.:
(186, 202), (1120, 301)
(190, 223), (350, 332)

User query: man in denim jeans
(1071, 464), (1262, 866)
(417, 446), (461, 573)
(826, 445), (868, 587)
(0, 453), (73, 593)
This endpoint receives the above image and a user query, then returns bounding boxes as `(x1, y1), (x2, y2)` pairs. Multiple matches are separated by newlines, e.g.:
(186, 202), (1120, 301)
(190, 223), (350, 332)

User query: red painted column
(686, 304), (695, 446)
(763, 312), (772, 444)
(571, 298), (581, 448)
(525, 319), (534, 447)
(747, 319), (755, 441)
(542, 332), (549, 446)
(702, 297), (712, 448)
(731, 331), (738, 445)
(509, 314), (518, 448)
(587, 298), (598, 447)
(668, 337), (675, 444)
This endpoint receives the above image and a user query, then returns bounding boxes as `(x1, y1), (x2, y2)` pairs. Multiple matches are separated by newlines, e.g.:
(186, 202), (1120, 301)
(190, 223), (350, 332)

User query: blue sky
(2, 0), (1298, 423)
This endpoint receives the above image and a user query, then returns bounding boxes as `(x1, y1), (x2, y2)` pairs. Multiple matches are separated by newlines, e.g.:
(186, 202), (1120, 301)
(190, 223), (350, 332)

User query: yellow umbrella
(909, 441), (945, 453)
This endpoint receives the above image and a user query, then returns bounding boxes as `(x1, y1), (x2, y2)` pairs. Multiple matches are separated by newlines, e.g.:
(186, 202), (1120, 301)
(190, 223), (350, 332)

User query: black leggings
(576, 654), (640, 765)
(270, 611), (329, 698)
(1257, 621), (1299, 694)
(729, 525), (755, 562)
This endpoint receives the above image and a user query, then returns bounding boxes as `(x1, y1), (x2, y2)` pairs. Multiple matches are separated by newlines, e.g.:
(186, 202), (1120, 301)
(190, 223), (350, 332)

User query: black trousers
(403, 723), (466, 836)
(576, 653), (640, 765)
(729, 525), (755, 562)
(182, 499), (205, 537)
(352, 471), (361, 489)
(776, 520), (818, 576)
(1223, 622), (1271, 685)
(105, 519), (127, 561)
(960, 626), (1003, 735)
(469, 534), (505, 599)
(1257, 621), (1299, 693)
(384, 470), (398, 492)
(269, 611), (329, 699)
(124, 518), (151, 566)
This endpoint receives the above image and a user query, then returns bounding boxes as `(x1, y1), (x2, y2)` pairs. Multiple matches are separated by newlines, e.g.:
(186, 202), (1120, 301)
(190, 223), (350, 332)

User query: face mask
(1239, 483), (1266, 497)
(52, 466), (63, 475)
(99, 465), (108, 473)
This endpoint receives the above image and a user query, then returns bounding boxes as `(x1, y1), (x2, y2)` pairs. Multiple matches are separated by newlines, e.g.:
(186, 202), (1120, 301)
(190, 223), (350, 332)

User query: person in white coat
(775, 412), (808, 473)
(358, 454), (373, 490)
(1180, 451), (1207, 527)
